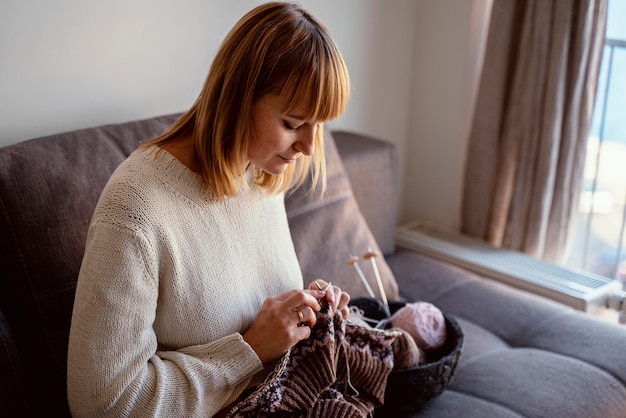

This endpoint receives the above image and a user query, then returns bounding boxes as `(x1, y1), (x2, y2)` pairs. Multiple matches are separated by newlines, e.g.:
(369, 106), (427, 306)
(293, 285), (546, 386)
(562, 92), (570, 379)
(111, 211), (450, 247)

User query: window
(564, 0), (626, 288)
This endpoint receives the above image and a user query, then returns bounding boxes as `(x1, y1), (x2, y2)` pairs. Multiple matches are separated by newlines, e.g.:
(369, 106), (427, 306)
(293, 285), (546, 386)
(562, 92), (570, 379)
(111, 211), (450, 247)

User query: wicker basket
(350, 298), (464, 416)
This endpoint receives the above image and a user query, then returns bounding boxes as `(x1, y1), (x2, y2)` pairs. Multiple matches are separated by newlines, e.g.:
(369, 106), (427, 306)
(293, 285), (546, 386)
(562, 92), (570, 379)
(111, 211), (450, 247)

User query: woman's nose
(295, 125), (316, 156)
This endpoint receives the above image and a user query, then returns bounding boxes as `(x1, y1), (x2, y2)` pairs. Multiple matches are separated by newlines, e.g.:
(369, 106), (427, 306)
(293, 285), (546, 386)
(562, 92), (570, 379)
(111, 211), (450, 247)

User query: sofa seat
(387, 250), (626, 417)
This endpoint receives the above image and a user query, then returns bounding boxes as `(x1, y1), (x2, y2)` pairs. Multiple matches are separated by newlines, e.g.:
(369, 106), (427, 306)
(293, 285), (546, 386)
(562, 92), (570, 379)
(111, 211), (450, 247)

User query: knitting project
(225, 301), (405, 417)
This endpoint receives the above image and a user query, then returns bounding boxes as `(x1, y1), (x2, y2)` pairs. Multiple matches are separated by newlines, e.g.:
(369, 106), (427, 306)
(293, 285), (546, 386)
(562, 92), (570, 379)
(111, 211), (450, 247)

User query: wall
(403, 0), (492, 226)
(0, 0), (491, 231)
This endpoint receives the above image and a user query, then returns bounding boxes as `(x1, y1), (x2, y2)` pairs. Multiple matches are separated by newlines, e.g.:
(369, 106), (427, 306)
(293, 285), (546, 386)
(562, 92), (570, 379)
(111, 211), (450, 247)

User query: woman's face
(247, 94), (319, 175)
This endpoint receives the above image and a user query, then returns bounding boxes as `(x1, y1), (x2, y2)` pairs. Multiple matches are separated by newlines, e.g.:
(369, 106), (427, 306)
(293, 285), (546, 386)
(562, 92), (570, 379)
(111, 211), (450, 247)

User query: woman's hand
(243, 288), (325, 365)
(307, 280), (350, 320)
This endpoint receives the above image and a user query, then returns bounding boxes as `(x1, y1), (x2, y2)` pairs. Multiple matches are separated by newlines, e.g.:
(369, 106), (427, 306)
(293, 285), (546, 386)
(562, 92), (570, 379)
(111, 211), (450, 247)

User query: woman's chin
(259, 161), (292, 175)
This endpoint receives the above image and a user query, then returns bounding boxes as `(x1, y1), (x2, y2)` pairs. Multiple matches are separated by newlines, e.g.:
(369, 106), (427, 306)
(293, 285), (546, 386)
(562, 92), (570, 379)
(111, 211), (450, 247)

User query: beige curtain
(461, 0), (607, 262)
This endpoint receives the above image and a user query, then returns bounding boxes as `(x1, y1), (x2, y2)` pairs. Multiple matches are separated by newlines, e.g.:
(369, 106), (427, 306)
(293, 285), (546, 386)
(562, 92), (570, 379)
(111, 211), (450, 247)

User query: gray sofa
(1, 114), (625, 417)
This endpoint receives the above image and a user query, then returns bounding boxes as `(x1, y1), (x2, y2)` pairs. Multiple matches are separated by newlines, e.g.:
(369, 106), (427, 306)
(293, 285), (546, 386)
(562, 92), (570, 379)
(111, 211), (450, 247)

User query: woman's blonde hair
(143, 1), (350, 199)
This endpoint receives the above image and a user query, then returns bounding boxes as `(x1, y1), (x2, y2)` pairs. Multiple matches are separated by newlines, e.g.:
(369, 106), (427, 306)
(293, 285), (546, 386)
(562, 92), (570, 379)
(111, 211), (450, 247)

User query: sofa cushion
(332, 131), (399, 257)
(285, 128), (399, 301)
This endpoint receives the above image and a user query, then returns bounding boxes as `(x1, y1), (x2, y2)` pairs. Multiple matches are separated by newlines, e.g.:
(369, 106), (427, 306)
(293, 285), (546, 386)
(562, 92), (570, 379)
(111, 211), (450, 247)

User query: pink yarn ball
(390, 302), (447, 351)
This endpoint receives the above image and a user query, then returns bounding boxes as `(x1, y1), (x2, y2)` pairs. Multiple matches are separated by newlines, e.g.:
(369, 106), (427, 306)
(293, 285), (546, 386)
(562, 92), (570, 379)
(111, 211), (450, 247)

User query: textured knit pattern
(225, 301), (400, 417)
(67, 146), (303, 417)
(388, 327), (422, 368)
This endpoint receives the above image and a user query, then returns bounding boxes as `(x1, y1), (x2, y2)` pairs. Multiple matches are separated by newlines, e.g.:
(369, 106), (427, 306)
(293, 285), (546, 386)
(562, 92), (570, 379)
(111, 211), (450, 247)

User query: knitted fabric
(68, 146), (303, 417)
(346, 303), (421, 368)
(387, 327), (421, 369)
(225, 302), (402, 417)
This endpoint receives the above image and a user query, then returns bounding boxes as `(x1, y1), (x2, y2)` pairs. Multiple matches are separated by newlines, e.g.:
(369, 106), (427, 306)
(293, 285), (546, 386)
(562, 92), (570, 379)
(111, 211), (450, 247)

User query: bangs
(274, 30), (350, 123)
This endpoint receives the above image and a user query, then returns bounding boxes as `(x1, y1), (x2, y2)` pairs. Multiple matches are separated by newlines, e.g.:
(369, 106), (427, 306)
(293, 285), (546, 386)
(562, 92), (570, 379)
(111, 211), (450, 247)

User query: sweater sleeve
(67, 222), (263, 418)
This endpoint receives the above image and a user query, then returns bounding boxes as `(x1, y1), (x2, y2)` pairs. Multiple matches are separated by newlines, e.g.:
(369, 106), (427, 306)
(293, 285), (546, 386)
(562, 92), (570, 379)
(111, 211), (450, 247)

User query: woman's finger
(274, 288), (325, 307)
(338, 291), (350, 319)
(244, 293), (319, 364)
(292, 323), (312, 341)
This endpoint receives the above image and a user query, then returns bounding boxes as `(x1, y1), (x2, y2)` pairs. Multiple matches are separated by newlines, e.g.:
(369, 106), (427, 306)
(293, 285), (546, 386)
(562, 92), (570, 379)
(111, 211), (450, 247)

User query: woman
(67, 2), (351, 416)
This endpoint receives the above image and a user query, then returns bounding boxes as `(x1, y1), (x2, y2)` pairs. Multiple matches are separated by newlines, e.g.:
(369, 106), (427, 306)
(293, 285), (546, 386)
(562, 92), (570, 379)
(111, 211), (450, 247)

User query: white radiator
(396, 221), (624, 315)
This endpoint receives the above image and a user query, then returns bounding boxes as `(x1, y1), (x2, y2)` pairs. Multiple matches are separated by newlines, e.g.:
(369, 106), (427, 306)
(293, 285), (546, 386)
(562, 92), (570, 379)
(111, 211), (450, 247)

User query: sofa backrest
(0, 115), (400, 417)
(0, 114), (179, 416)
(332, 131), (398, 257)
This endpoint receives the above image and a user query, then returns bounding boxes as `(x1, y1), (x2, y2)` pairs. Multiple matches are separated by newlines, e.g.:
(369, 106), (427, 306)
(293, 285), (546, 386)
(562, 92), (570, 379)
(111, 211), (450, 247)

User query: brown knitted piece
(307, 393), (369, 417)
(225, 302), (339, 416)
(389, 327), (421, 369)
(335, 322), (398, 409)
(225, 301), (402, 417)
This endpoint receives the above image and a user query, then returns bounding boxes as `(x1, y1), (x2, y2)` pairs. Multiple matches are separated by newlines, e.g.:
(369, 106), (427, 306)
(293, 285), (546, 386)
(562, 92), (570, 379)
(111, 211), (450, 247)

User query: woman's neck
(159, 135), (198, 173)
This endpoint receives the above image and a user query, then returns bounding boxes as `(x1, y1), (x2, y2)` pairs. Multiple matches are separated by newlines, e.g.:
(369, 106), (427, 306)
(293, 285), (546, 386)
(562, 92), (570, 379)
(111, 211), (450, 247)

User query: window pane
(565, 44), (626, 287)
(591, 48), (626, 143)
(607, 0), (626, 40)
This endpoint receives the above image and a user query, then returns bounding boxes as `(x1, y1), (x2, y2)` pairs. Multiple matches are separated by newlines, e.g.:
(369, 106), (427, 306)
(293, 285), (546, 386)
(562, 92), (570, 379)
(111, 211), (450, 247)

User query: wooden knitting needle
(314, 280), (333, 291)
(364, 247), (391, 317)
(347, 255), (376, 298)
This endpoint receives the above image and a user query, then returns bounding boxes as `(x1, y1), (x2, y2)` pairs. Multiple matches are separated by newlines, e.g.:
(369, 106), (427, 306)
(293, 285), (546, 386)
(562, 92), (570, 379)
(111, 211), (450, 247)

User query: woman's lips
(280, 155), (299, 163)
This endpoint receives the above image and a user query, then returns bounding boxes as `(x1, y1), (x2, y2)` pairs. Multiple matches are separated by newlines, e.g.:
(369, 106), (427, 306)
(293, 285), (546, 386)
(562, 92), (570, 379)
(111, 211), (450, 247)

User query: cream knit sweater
(67, 146), (303, 417)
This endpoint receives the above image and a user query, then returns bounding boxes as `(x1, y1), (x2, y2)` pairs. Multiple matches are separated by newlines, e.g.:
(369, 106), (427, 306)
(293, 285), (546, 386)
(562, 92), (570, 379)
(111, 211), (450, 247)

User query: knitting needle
(347, 255), (376, 298)
(314, 280), (333, 292)
(313, 281), (334, 304)
(363, 247), (391, 317)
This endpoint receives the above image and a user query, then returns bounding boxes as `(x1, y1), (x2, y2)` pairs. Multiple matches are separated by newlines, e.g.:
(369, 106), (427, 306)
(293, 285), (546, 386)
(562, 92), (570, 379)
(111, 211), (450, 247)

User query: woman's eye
(283, 120), (299, 130)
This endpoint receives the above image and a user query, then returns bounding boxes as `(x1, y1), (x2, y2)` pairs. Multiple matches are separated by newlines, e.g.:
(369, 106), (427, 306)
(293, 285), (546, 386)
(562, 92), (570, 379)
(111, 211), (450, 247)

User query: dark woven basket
(350, 298), (464, 416)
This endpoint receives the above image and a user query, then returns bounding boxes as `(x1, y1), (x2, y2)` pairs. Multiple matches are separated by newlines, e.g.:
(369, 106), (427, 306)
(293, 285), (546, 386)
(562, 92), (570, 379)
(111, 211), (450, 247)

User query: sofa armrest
(332, 131), (399, 256)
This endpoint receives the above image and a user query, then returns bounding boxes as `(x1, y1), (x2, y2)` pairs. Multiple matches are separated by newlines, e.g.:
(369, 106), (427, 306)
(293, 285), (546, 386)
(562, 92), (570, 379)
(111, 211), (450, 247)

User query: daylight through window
(564, 0), (626, 289)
